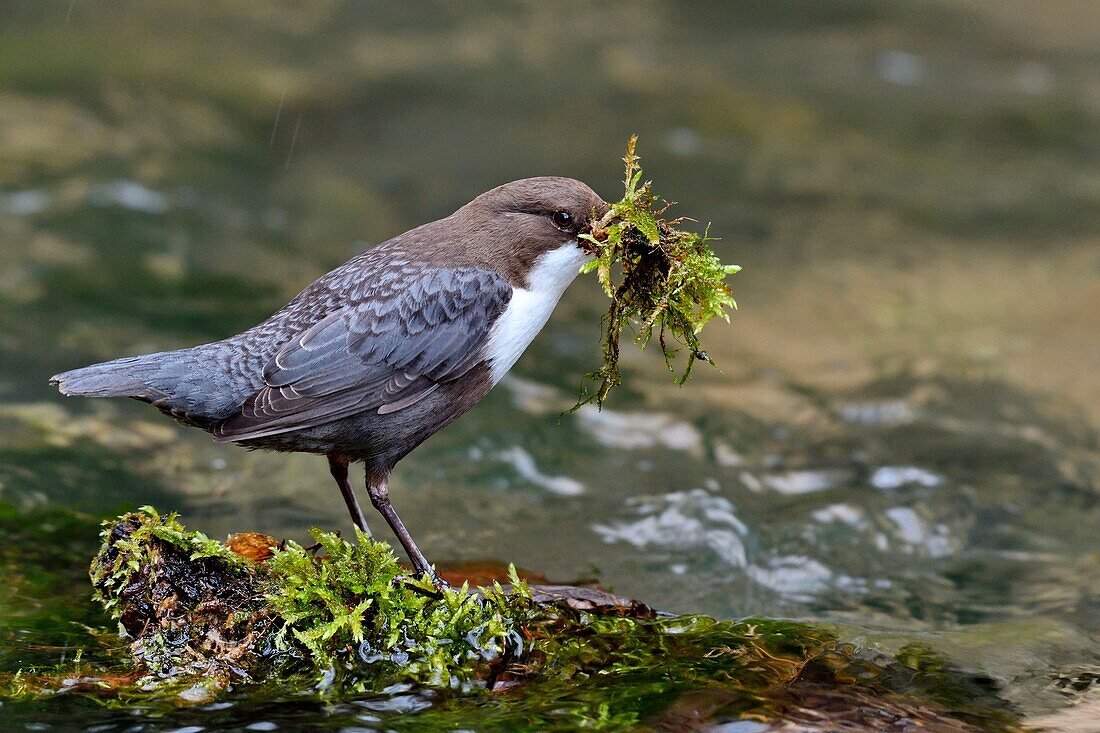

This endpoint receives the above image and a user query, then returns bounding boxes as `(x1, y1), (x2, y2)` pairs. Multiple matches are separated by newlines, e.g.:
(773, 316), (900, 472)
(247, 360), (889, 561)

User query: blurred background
(1, 0), (1098, 724)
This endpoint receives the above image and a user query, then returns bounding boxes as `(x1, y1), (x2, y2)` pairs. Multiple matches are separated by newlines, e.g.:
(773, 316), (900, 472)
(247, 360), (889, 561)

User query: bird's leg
(328, 453), (371, 536)
(365, 478), (438, 586)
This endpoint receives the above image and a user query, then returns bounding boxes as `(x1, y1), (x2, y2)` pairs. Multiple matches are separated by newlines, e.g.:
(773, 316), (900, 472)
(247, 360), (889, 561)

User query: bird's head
(455, 177), (608, 289)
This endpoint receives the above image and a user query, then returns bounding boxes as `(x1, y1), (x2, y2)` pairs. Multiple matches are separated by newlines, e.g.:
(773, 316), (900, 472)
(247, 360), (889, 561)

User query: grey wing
(213, 267), (512, 443)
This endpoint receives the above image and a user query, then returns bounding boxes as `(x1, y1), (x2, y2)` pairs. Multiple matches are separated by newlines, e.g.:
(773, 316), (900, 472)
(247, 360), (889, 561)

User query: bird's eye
(550, 210), (574, 231)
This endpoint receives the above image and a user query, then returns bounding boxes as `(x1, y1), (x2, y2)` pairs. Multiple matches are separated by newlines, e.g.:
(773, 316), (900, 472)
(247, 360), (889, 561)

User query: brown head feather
(447, 177), (608, 286)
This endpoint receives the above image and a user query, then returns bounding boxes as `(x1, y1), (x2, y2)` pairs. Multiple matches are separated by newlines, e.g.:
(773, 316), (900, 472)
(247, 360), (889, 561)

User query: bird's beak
(579, 199), (612, 254)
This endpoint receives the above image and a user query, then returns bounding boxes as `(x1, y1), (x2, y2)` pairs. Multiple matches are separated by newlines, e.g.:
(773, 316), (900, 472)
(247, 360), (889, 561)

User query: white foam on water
(871, 466), (945, 490)
(761, 469), (851, 495)
(746, 555), (834, 602)
(495, 446), (584, 496)
(88, 180), (170, 214)
(592, 488), (749, 568)
(575, 405), (703, 455)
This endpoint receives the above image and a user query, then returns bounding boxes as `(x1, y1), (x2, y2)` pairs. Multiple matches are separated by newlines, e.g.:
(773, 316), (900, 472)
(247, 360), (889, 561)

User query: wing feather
(213, 267), (511, 442)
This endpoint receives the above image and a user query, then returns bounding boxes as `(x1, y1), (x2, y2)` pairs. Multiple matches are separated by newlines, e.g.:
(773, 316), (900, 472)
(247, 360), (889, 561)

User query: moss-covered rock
(89, 507), (534, 690)
(15, 506), (1012, 730)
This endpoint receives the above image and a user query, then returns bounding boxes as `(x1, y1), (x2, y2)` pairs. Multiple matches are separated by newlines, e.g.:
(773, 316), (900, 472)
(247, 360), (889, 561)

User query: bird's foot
(430, 572), (451, 593)
(397, 571), (448, 600)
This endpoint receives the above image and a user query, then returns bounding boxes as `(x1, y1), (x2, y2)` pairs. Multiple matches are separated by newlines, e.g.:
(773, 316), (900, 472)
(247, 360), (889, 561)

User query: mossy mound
(0, 507), (1013, 730)
(89, 507), (534, 690)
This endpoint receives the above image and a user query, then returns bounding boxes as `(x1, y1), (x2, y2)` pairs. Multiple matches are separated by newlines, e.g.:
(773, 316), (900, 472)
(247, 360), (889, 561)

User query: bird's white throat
(485, 241), (592, 383)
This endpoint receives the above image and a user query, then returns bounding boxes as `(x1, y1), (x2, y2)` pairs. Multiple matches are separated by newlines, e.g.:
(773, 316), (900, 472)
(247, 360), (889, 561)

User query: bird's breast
(483, 242), (591, 383)
(484, 286), (563, 383)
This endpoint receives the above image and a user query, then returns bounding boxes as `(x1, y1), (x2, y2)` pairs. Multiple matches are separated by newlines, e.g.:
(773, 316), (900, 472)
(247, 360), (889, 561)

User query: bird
(52, 177), (608, 585)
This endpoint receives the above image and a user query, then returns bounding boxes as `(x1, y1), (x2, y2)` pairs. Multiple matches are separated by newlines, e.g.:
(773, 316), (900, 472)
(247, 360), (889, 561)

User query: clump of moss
(577, 135), (740, 408)
(265, 526), (531, 689)
(89, 508), (278, 683)
(89, 507), (534, 689)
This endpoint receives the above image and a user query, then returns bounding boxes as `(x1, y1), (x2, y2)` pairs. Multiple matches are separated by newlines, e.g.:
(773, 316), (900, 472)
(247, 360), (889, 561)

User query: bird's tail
(51, 354), (169, 400)
(52, 344), (251, 428)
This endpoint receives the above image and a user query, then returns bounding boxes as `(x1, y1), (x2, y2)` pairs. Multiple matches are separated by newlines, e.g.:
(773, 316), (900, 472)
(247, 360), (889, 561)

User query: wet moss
(88, 507), (535, 690)
(263, 524), (530, 689)
(576, 136), (741, 408)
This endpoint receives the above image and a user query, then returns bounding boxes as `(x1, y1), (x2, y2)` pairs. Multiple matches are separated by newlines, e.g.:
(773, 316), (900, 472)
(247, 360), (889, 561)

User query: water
(1, 1), (1098, 729)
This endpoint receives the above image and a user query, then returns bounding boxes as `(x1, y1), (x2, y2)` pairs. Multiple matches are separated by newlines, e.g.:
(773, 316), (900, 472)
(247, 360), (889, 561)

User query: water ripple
(592, 488), (748, 568)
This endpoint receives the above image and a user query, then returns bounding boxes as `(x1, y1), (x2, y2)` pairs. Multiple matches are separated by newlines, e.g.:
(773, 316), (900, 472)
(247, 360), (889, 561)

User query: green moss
(89, 508), (269, 682)
(89, 506), (249, 622)
(88, 507), (534, 689)
(576, 136), (741, 408)
(264, 526), (532, 689)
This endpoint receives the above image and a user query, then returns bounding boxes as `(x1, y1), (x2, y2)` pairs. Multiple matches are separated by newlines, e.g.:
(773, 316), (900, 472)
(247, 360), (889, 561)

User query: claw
(398, 573), (446, 601)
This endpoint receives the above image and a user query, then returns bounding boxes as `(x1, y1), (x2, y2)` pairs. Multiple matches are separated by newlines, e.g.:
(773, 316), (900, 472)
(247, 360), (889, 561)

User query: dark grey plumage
(215, 266), (511, 442)
(51, 176), (607, 583)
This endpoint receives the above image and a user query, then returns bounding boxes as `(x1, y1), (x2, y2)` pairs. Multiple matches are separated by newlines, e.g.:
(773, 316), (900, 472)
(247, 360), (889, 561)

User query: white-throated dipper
(52, 177), (608, 584)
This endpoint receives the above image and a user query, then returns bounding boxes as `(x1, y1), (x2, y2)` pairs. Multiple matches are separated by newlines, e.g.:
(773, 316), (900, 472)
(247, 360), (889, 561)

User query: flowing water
(1, 2), (1098, 730)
